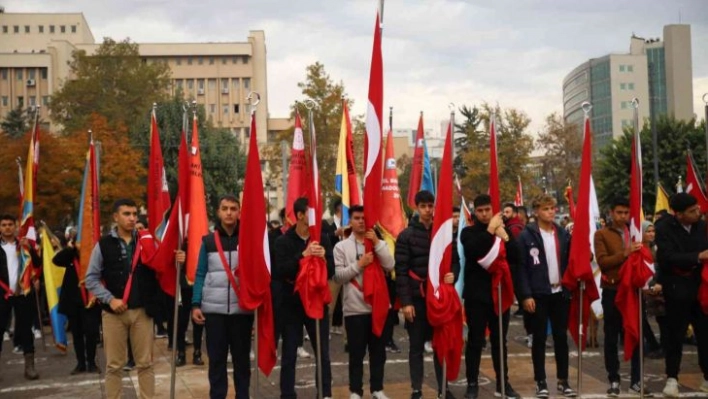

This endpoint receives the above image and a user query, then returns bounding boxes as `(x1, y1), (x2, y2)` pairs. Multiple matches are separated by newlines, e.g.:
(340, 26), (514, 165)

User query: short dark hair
(670, 192), (698, 213)
(279, 207), (286, 221)
(348, 205), (364, 219)
(112, 198), (137, 213)
(473, 194), (492, 208)
(293, 197), (309, 218)
(137, 216), (148, 228)
(0, 214), (16, 224)
(331, 197), (343, 214)
(414, 190), (435, 205)
(610, 198), (630, 210)
(452, 206), (460, 213)
(502, 202), (517, 212)
(217, 194), (240, 208)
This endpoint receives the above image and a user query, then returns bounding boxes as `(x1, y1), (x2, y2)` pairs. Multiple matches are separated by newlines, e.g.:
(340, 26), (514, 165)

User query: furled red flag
(562, 114), (601, 349)
(186, 114), (209, 284)
(146, 132), (191, 296)
(295, 113), (332, 320)
(615, 124), (654, 360)
(426, 122), (464, 380)
(685, 151), (708, 213)
(379, 129), (407, 242)
(483, 114), (514, 314)
(514, 176), (523, 207)
(565, 184), (576, 219)
(407, 112), (425, 209)
(335, 99), (362, 226)
(699, 261), (708, 315)
(285, 112), (308, 226)
(237, 111), (277, 376)
(361, 7), (390, 337)
(147, 107), (171, 239)
(76, 137), (100, 306)
(18, 113), (40, 293)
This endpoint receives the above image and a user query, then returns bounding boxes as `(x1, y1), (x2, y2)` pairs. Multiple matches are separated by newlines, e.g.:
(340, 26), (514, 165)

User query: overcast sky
(6, 0), (708, 136)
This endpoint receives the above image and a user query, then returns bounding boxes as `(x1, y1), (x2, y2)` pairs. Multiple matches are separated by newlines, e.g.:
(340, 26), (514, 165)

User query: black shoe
(629, 382), (654, 397)
(606, 381), (620, 397)
(437, 390), (456, 399)
(647, 349), (665, 359)
(176, 352), (186, 367)
(411, 390), (423, 399)
(464, 383), (479, 399)
(495, 383), (520, 399)
(535, 380), (549, 398)
(70, 364), (86, 375)
(385, 341), (402, 353)
(87, 362), (101, 373)
(193, 350), (204, 366)
(557, 380), (577, 397)
(123, 360), (135, 371)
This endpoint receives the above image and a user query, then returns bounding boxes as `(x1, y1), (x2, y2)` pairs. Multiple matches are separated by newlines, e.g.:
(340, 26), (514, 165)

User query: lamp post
(265, 181), (272, 222)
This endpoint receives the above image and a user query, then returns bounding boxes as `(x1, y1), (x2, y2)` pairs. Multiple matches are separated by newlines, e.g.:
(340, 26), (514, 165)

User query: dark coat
(515, 222), (570, 300)
(52, 246), (84, 316)
(655, 215), (708, 302)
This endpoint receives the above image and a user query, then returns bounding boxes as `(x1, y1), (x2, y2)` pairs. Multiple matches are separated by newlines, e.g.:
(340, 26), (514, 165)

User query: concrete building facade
(562, 24), (693, 155)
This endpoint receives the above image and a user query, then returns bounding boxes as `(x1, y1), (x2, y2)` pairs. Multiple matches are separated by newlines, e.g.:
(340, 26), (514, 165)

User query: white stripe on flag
(478, 236), (501, 269)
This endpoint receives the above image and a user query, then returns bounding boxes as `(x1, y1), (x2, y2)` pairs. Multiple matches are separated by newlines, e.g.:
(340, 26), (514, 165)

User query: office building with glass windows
(562, 24), (693, 156)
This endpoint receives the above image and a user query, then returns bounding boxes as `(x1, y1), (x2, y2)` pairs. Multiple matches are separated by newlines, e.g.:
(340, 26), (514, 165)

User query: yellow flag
(655, 183), (670, 214)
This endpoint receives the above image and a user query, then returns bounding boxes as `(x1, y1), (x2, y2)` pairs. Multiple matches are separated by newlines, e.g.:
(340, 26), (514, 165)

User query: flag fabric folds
(379, 129), (407, 245)
(562, 115), (600, 349)
(654, 183), (670, 215)
(335, 100), (361, 226)
(76, 138), (100, 306)
(615, 124), (654, 361)
(147, 108), (171, 240)
(421, 139), (435, 194)
(361, 9), (390, 337)
(18, 117), (40, 293)
(237, 111), (277, 376)
(407, 113), (425, 209)
(565, 184), (576, 219)
(41, 229), (68, 352)
(285, 112), (308, 227)
(295, 114), (332, 321)
(514, 176), (523, 207)
(426, 122), (464, 380)
(186, 115), (209, 284)
(685, 151), (708, 213)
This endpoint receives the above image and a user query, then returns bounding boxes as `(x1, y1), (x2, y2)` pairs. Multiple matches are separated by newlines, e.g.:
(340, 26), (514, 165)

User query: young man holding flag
(334, 205), (394, 399)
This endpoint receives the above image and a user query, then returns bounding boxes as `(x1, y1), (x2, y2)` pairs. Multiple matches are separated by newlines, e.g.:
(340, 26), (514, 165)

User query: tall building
(562, 24), (693, 155)
(0, 11), (290, 143)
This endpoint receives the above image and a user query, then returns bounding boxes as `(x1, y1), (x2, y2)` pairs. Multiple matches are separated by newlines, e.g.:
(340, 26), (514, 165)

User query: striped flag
(407, 113), (425, 209)
(41, 228), (67, 352)
(379, 128), (407, 251)
(18, 113), (40, 293)
(76, 137), (100, 306)
(147, 108), (171, 240)
(335, 100), (361, 226)
(285, 112), (308, 226)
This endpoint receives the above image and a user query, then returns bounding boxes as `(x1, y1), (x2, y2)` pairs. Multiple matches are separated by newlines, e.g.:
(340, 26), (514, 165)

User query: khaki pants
(102, 308), (155, 399)
(328, 280), (346, 339)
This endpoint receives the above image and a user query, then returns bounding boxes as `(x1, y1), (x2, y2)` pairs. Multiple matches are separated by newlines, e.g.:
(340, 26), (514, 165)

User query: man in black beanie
(655, 193), (708, 397)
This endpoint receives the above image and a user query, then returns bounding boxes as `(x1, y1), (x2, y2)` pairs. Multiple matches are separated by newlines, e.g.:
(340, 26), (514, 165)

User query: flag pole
(632, 97), (645, 399)
(441, 103), (456, 397)
(169, 102), (189, 399)
(497, 283), (505, 398)
(29, 106), (47, 352)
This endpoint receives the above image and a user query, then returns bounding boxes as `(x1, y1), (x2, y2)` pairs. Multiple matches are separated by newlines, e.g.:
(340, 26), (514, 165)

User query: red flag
(294, 114), (332, 320)
(18, 114), (40, 293)
(615, 126), (654, 360)
(699, 261), (708, 315)
(685, 151), (708, 213)
(426, 122), (463, 380)
(186, 115), (209, 284)
(562, 116), (600, 349)
(407, 113), (425, 209)
(146, 133), (191, 297)
(343, 101), (362, 207)
(285, 112), (308, 226)
(237, 112), (277, 376)
(379, 129), (407, 239)
(361, 9), (390, 337)
(565, 185), (576, 219)
(513, 176), (523, 207)
(77, 138), (100, 306)
(147, 108), (171, 239)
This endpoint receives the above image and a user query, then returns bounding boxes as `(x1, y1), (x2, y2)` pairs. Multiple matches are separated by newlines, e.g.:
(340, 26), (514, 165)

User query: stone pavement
(1, 308), (706, 398)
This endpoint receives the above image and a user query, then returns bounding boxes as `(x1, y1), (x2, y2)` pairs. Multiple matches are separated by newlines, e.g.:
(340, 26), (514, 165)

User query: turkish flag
(147, 108), (171, 240)
(285, 112), (308, 226)
(685, 151), (708, 213)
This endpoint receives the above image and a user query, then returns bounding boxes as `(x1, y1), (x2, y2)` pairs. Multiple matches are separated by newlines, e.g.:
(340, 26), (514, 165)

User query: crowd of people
(1, 190), (707, 399)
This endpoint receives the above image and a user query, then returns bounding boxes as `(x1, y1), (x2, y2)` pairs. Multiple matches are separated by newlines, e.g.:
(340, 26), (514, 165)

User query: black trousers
(405, 297), (443, 392)
(67, 305), (101, 366)
(465, 299), (510, 388)
(167, 287), (204, 352)
(345, 314), (387, 395)
(602, 289), (640, 384)
(332, 291), (343, 327)
(529, 293), (570, 381)
(0, 292), (37, 354)
(280, 307), (332, 399)
(204, 313), (254, 399)
(663, 295), (708, 380)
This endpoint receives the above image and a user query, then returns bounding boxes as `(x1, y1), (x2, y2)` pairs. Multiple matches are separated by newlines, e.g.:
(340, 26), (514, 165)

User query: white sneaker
(662, 378), (679, 398)
(700, 379), (708, 393)
(526, 334), (533, 348)
(424, 341), (433, 354)
(3, 332), (9, 341)
(33, 328), (42, 339)
(372, 391), (390, 399)
(13, 345), (22, 354)
(249, 350), (255, 361)
(297, 346), (312, 359)
(331, 326), (343, 335)
(349, 393), (363, 399)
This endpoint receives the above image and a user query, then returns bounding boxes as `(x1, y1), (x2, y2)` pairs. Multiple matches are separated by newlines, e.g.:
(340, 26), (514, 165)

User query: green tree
(596, 115), (706, 211)
(536, 113), (583, 203)
(453, 105), (483, 179)
(129, 93), (246, 217)
(49, 38), (171, 133)
(1, 105), (32, 138)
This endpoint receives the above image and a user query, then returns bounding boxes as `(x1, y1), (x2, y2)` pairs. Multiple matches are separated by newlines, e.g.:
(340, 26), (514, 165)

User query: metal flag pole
(497, 283), (505, 398)
(632, 97), (645, 399)
(303, 98), (324, 399)
(246, 91), (262, 399)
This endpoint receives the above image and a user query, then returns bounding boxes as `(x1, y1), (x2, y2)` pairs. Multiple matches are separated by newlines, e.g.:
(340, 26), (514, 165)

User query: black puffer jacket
(394, 216), (459, 307)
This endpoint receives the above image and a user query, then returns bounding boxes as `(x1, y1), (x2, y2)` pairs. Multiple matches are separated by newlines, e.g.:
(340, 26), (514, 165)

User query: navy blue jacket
(515, 222), (570, 300)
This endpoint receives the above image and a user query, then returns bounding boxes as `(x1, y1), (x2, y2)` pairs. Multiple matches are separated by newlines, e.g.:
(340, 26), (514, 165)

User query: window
(627, 65), (634, 72)
(232, 56), (238, 64)
(1, 96), (8, 107)
(243, 78), (250, 89)
(198, 79), (205, 90)
(175, 80), (183, 89)
(198, 57), (203, 65)
(176, 57), (181, 65)
(222, 57), (227, 65)
(223, 105), (229, 115)
(42, 96), (49, 106)
(244, 127), (250, 138)
(71, 25), (77, 33)
(620, 83), (626, 90)
(221, 79), (229, 89)
(208, 79), (216, 90)
(619, 65), (626, 72)
(233, 79), (239, 89)
(242, 56), (249, 64)
(17, 70), (23, 80)
(2, 26), (7, 34)
(60, 25), (66, 33)
(628, 83), (635, 90)
(25, 25), (30, 33)
(1, 69), (7, 80)
(29, 97), (36, 107)
(17, 96), (24, 107)
(234, 104), (240, 114)
(209, 104), (216, 113)
(41, 68), (47, 79)
(188, 57), (193, 65)
(50, 25), (55, 33)
(13, 25), (19, 33)
(38, 25), (44, 33)
(186, 79), (194, 90)
(28, 69), (35, 80)
(209, 57), (214, 65)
